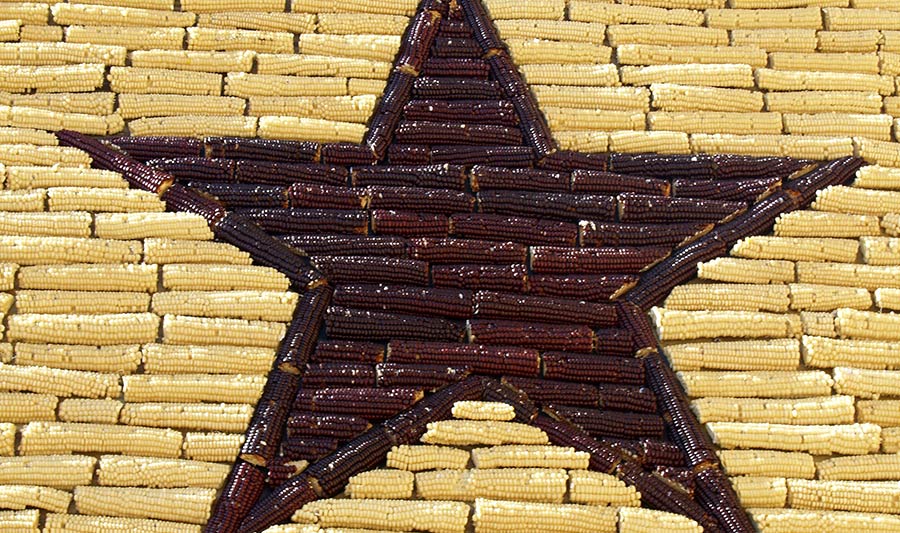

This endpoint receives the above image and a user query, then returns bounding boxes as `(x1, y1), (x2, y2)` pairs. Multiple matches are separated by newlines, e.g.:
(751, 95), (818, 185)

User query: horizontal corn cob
(293, 499), (470, 533)
(0, 212), (92, 238)
(198, 12), (316, 33)
(651, 83), (763, 112)
(770, 52), (879, 74)
(181, 431), (244, 463)
(452, 401), (515, 421)
(833, 366), (900, 398)
(875, 288), (900, 310)
(472, 497), (618, 532)
(818, 29), (881, 52)
(298, 34), (401, 62)
(258, 116), (366, 143)
(678, 370), (834, 398)
(796, 262), (900, 290)
(421, 420), (549, 446)
(122, 374), (265, 404)
(817, 453), (900, 481)
(0, 236), (142, 265)
(5, 166), (125, 189)
(97, 455), (229, 488)
(130, 50), (254, 74)
(787, 479), (900, 513)
(717, 449), (815, 478)
(19, 422), (182, 458)
(663, 338), (801, 371)
(129, 116), (257, 138)
(0, 484), (71, 513)
(47, 187), (165, 213)
(860, 237), (900, 265)
(707, 421), (882, 454)
(58, 398), (123, 424)
(834, 308), (900, 340)
(732, 28), (817, 52)
(621, 44), (765, 67)
(18, 264), (158, 292)
(161, 264), (288, 291)
(109, 67), (221, 96)
(652, 308), (802, 340)
(119, 402), (254, 432)
(692, 395), (855, 425)
(784, 113), (892, 140)
(471, 446), (588, 469)
(0, 362), (120, 398)
(162, 315), (286, 348)
(0, 455), (96, 489)
(0, 510), (38, 531)
(773, 211), (881, 237)
(698, 257), (795, 283)
(0, 392), (57, 423)
(187, 27), (293, 54)
(387, 445), (470, 471)
(74, 486), (216, 524)
(765, 91), (883, 115)
(569, 2), (704, 25)
(803, 335), (900, 368)
(729, 476), (787, 508)
(607, 130), (691, 154)
(756, 69), (894, 95)
(568, 470), (640, 506)
(8, 313), (159, 346)
(748, 507), (900, 532)
(43, 514), (201, 533)
(345, 469), (414, 500)
(0, 126), (59, 145)
(248, 96), (376, 123)
(665, 283), (790, 312)
(311, 13), (406, 34)
(118, 94), (245, 119)
(494, 20), (605, 43)
(151, 291), (297, 321)
(51, 4), (195, 27)
(553, 132), (609, 152)
(617, 507), (702, 533)
(15, 343), (142, 373)
(0, 189), (46, 212)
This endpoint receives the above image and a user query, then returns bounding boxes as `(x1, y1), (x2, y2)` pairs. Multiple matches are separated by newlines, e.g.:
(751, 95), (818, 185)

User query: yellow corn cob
(151, 290), (298, 321)
(347, 469), (414, 499)
(51, 4), (196, 27)
(141, 343), (275, 375)
(162, 315), (286, 348)
(824, 7), (900, 30)
(884, 427), (900, 453)
(291, 0), (418, 16)
(717, 449), (815, 478)
(834, 308), (900, 340)
(0, 509), (38, 531)
(552, 132), (609, 153)
(161, 264), (288, 291)
(298, 34), (401, 62)
(452, 401), (515, 421)
(109, 67), (221, 96)
(608, 25), (728, 47)
(0, 4), (47, 25)
(19, 25), (63, 43)
(651, 84), (763, 112)
(0, 343), (10, 364)
(783, 113), (892, 140)
(0, 292), (14, 315)
(95, 213), (213, 241)
(757, 69), (895, 96)
(65, 26), (186, 50)
(800, 310), (837, 337)
(8, 313), (159, 346)
(58, 398), (123, 424)
(0, 144), (91, 167)
(608, 130), (691, 154)
(183, 0), (284, 12)
(505, 39), (611, 65)
(708, 421), (882, 454)
(568, 2), (704, 25)
(120, 402), (254, 432)
(787, 479), (900, 513)
(856, 137), (900, 168)
(856, 166), (900, 190)
(691, 133), (854, 159)
(730, 476), (787, 508)
(796, 261), (900, 289)
(665, 283), (790, 312)
(818, 29), (881, 53)
(617, 507), (702, 533)
(621, 64), (754, 88)
(248, 96), (377, 123)
(731, 28), (817, 52)
(0, 236), (143, 265)
(834, 366), (900, 398)
(386, 445), (470, 472)
(181, 431), (244, 463)
(420, 420), (549, 446)
(860, 237), (900, 265)
(567, 470), (640, 506)
(0, 362), (120, 398)
(817, 453), (900, 481)
(471, 446), (589, 469)
(765, 91), (883, 115)
(0, 212), (91, 238)
(129, 116), (258, 138)
(494, 20), (605, 44)
(347, 78), (387, 96)
(74, 486), (215, 525)
(98, 455), (229, 488)
(122, 374), (266, 404)
(0, 455), (96, 488)
(857, 399), (900, 426)
(750, 507), (900, 531)
(47, 187), (165, 213)
(0, 20), (18, 43)
(662, 338), (801, 371)
(129, 51), (254, 74)
(880, 51), (900, 76)
(619, 45), (766, 67)
(186, 27), (293, 54)
(697, 257), (795, 283)
(18, 264), (158, 292)
(0, 189), (46, 212)
(691, 395), (855, 425)
(6, 166), (125, 189)
(543, 107), (645, 131)
(14, 339), (91, 375)
(0, 392), (57, 423)
(649, 111), (782, 135)
(519, 64), (620, 87)
(789, 284), (872, 311)
(472, 497), (618, 533)
(886, 97), (900, 117)
(875, 288), (900, 310)
(0, 127), (58, 146)
(43, 514), (202, 533)
(732, 0), (843, 5)
(198, 12), (316, 33)
(882, 213), (900, 236)
(483, 0), (565, 19)
(677, 370), (834, 398)
(651, 308), (802, 340)
(708, 7), (823, 29)
(774, 210), (881, 237)
(258, 116), (366, 143)
(19, 422), (182, 458)
(293, 499), (470, 533)
(770, 52), (879, 74)
(315, 13), (409, 35)
(20, 286), (145, 313)
(0, 422), (13, 456)
(0, 63), (104, 93)
(0, 483), (67, 513)
(143, 239), (251, 265)
(256, 56), (389, 79)
(532, 86), (649, 111)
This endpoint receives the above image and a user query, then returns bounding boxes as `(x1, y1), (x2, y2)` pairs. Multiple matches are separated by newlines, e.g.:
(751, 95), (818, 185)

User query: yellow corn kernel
(717, 449), (815, 478)
(698, 257), (795, 284)
(293, 499), (469, 533)
(0, 144), (90, 167)
(649, 111), (783, 135)
(257, 116), (365, 143)
(856, 137), (900, 167)
(385, 445), (470, 472)
(730, 476), (787, 508)
(43, 514), (202, 533)
(0, 362), (120, 398)
(315, 13), (408, 35)
(0, 509), (38, 531)
(773, 210), (881, 237)
(0, 212), (91, 238)
(142, 238), (252, 265)
(452, 401), (515, 421)
(789, 284), (872, 311)
(109, 67), (221, 96)
(875, 288), (900, 310)
(122, 374), (265, 405)
(0, 392), (57, 423)
(47, 187), (165, 213)
(543, 108), (645, 131)
(0, 236), (142, 265)
(651, 308), (802, 340)
(567, 470), (640, 506)
(756, 69), (894, 96)
(162, 315), (286, 348)
(651, 84), (763, 113)
(796, 261), (900, 290)
(553, 132), (609, 153)
(824, 7), (900, 30)
(787, 479), (900, 513)
(883, 214), (900, 236)
(802, 335), (900, 368)
(770, 52), (879, 74)
(618, 507), (702, 533)
(8, 313), (160, 346)
(162, 264), (289, 291)
(18, 264), (158, 293)
(6, 166), (125, 189)
(783, 113), (892, 140)
(707, 7), (822, 29)
(857, 399), (900, 426)
(620, 45), (766, 67)
(16, 291), (149, 315)
(885, 427), (900, 453)
(678, 370), (834, 398)
(856, 166), (900, 190)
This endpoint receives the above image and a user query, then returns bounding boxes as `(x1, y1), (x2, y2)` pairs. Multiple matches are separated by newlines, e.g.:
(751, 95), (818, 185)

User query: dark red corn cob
(474, 291), (617, 326)
(539, 150), (608, 172)
(640, 439), (686, 467)
(610, 153), (718, 179)
(376, 362), (470, 389)
(529, 246), (669, 275)
(286, 412), (371, 439)
(387, 340), (540, 377)
(388, 144), (432, 165)
(403, 99), (517, 125)
(333, 284), (474, 318)
(310, 256), (429, 285)
(471, 165), (568, 192)
(301, 363), (377, 388)
(288, 184), (368, 209)
(186, 182), (288, 209)
(365, 110), (403, 162)
(275, 286), (332, 372)
(478, 191), (617, 221)
(312, 341), (385, 364)
(784, 156), (865, 206)
(468, 319), (596, 352)
(409, 237), (526, 264)
(212, 213), (321, 289)
(367, 185), (474, 214)
(580, 221), (710, 248)
(266, 458), (306, 487)
(431, 36), (482, 58)
(438, 17), (469, 35)
(597, 384), (658, 413)
(294, 387), (423, 419)
(281, 436), (339, 462)
(531, 413), (621, 473)
(371, 209), (450, 238)
(596, 329), (636, 357)
(382, 376), (485, 444)
(160, 183), (227, 225)
(395, 120), (523, 146)
(528, 274), (638, 301)
(704, 504), (756, 533)
(431, 145), (534, 167)
(570, 170), (669, 196)
(395, 8), (442, 72)
(235, 474), (317, 533)
(57, 130), (175, 194)
(487, 52), (556, 159)
(321, 142), (377, 165)
(551, 405), (665, 439)
(458, 0), (503, 49)
(695, 469), (756, 533)
(111, 135), (203, 162)
(280, 234), (408, 257)
(241, 372), (295, 466)
(711, 154), (807, 179)
(482, 378), (539, 422)
(146, 157), (234, 182)
(377, 70), (417, 116)
(541, 352), (645, 385)
(238, 208), (368, 235)
(503, 376), (599, 406)
(432, 263), (528, 292)
(451, 213), (579, 246)
(352, 164), (466, 189)
(325, 306), (466, 341)
(205, 460), (266, 533)
(421, 58), (490, 79)
(258, 368), (301, 404)
(234, 161), (348, 186)
(618, 193), (746, 224)
(672, 176), (781, 202)
(617, 301), (659, 356)
(709, 191), (798, 247)
(206, 137), (319, 162)
(421, 0), (449, 16)
(413, 77), (502, 99)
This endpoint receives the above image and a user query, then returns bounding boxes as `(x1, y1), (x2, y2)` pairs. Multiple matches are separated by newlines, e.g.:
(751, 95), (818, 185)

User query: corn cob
(46, 187), (164, 213)
(294, 387), (422, 419)
(884, 427), (900, 453)
(151, 290), (298, 322)
(181, 432), (243, 463)
(0, 344), (9, 364)
(142, 344), (274, 376)
(0, 423), (12, 456)
(0, 212), (92, 239)
(786, 479), (900, 513)
(8, 313), (159, 346)
(766, 91), (883, 115)
(875, 288), (900, 310)
(730, 236), (859, 263)
(802, 334), (900, 368)
(129, 116), (257, 138)
(856, 138), (900, 167)
(470, 497), (618, 533)
(568, 2), (703, 25)
(248, 96), (376, 123)
(782, 113), (892, 140)
(815, 453), (900, 481)
(0, 362), (119, 398)
(468, 446), (588, 470)
(96, 455), (229, 489)
(0, 454), (96, 489)
(58, 398), (123, 424)
(0, 235), (143, 265)
(708, 421), (882, 454)
(415, 468), (568, 503)
(74, 486), (215, 524)
(731, 28), (816, 51)
(0, 126), (58, 146)
(651, 83), (762, 113)
(621, 64), (754, 88)
(796, 262), (900, 289)
(344, 469), (414, 499)
(620, 44), (765, 67)
(15, 343), (141, 373)
(161, 264), (288, 291)
(833, 365), (900, 398)
(652, 308), (802, 340)
(678, 370), (834, 398)
(384, 445), (469, 472)
(51, 4), (195, 27)
(451, 401), (515, 422)
(834, 308), (900, 340)
(6, 166), (124, 189)
(664, 283), (790, 313)
(19, 25), (62, 43)
(120, 402), (253, 433)
(696, 257), (795, 284)
(118, 94), (245, 119)
(493, 20), (604, 43)
(749, 507), (900, 531)
(162, 314), (285, 348)
(692, 394), (854, 425)
(123, 374), (265, 405)
(563, 470), (640, 506)
(774, 210), (881, 237)
(20, 422), (182, 458)
(0, 392), (57, 423)
(0, 509), (39, 531)
(728, 476), (787, 508)
(43, 514), (201, 533)
(757, 68), (894, 95)
(518, 64), (619, 86)
(857, 398), (900, 426)
(860, 237), (900, 265)
(717, 449), (815, 478)
(663, 338), (800, 371)
(421, 420), (548, 446)
(293, 499), (469, 533)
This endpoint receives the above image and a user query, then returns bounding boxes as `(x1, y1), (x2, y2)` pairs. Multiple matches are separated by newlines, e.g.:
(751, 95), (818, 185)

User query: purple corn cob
(274, 286), (331, 372)
(610, 153), (718, 179)
(528, 246), (669, 275)
(310, 256), (429, 285)
(413, 77), (501, 99)
(371, 209), (450, 238)
(205, 461), (265, 533)
(376, 362), (470, 389)
(160, 183), (226, 225)
(288, 184), (368, 209)
(432, 263), (528, 292)
(420, 58), (490, 78)
(234, 161), (348, 186)
(527, 274), (638, 301)
(596, 329), (638, 358)
(784, 156), (865, 206)
(617, 301), (659, 356)
(542, 352), (645, 385)
(301, 363), (377, 388)
(304, 427), (395, 497)
(531, 413), (620, 473)
(395, 120), (523, 146)
(473, 291), (617, 326)
(431, 36), (482, 58)
(713, 154), (810, 180)
(438, 18), (470, 36)
(235, 474), (317, 533)
(478, 190), (617, 221)
(367, 185), (474, 214)
(238, 208), (368, 234)
(618, 193), (746, 224)
(281, 436), (340, 462)
(570, 169), (669, 195)
(280, 234), (408, 258)
(459, 0), (504, 50)
(471, 165), (568, 192)
(709, 190), (799, 246)
(482, 378), (539, 422)
(503, 376), (599, 406)
(146, 157), (234, 182)
(320, 142), (377, 165)
(325, 306), (466, 342)
(295, 387), (423, 419)
(672, 176), (781, 202)
(552, 405), (665, 439)
(111, 135), (203, 162)
(597, 384), (658, 413)
(580, 221), (711, 248)
(186, 182), (288, 209)
(409, 237), (526, 264)
(311, 341), (385, 364)
(286, 412), (371, 439)
(351, 164), (466, 190)
(431, 145), (534, 166)
(403, 99), (517, 125)
(451, 213), (579, 246)
(333, 284), (474, 318)
(539, 150), (608, 172)
(468, 319), (596, 352)
(383, 375), (485, 444)
(206, 137), (319, 163)
(395, 8), (442, 72)
(387, 340), (540, 377)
